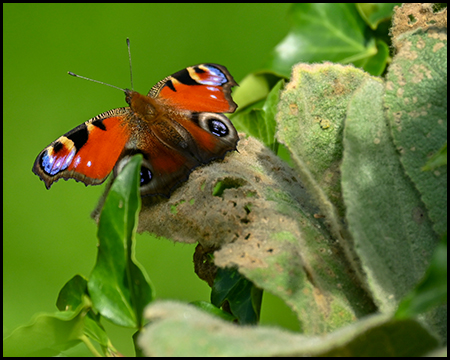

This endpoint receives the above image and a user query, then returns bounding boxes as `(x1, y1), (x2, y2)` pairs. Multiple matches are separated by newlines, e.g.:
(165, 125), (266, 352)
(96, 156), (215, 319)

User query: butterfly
(32, 63), (239, 197)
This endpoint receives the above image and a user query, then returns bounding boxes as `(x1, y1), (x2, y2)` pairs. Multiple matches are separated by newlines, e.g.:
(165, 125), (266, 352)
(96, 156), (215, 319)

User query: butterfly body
(33, 64), (239, 197)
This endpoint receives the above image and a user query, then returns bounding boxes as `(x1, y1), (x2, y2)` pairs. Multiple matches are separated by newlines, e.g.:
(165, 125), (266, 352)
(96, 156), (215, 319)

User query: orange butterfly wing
(33, 108), (132, 189)
(148, 64), (237, 113)
(33, 64), (239, 197)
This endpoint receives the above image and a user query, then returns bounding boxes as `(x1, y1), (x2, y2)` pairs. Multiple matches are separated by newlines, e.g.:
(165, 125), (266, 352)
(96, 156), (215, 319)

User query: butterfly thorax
(125, 90), (159, 119)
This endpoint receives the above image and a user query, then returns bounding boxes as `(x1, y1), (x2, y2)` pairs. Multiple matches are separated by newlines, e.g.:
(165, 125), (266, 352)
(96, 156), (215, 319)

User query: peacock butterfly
(32, 45), (239, 197)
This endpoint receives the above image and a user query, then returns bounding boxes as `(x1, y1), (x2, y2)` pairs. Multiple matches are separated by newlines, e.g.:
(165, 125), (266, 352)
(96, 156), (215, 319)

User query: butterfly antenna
(68, 72), (126, 92)
(127, 38), (134, 90)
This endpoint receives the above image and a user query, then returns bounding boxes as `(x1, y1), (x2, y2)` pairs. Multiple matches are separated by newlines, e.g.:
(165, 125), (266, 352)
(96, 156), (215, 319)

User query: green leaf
(396, 233), (447, 318)
(276, 63), (369, 220)
(262, 79), (284, 153)
(88, 154), (153, 328)
(190, 301), (236, 322)
(232, 71), (284, 111)
(137, 135), (377, 334)
(267, 4), (378, 77)
(356, 3), (400, 30)
(362, 39), (390, 76)
(230, 74), (284, 151)
(3, 299), (89, 357)
(233, 108), (266, 144)
(233, 107), (279, 154)
(211, 267), (262, 324)
(57, 275), (112, 350)
(385, 26), (447, 235)
(422, 143), (447, 171)
(139, 302), (439, 356)
(56, 274), (89, 312)
(231, 77), (287, 154)
(341, 77), (439, 311)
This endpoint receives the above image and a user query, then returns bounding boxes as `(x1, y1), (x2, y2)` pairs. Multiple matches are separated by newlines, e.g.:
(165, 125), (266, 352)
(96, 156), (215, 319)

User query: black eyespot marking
(209, 119), (229, 137)
(140, 167), (152, 186)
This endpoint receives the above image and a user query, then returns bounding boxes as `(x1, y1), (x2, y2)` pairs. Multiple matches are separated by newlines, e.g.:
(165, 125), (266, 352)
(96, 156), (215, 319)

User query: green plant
(4, 4), (446, 356)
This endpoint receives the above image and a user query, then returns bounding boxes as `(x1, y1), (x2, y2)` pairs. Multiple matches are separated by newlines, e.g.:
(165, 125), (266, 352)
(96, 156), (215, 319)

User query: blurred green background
(3, 3), (298, 356)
